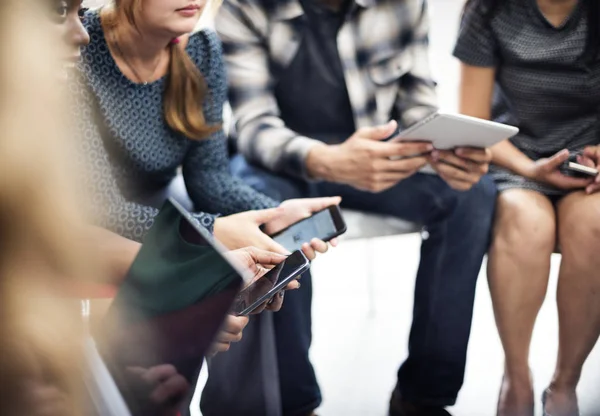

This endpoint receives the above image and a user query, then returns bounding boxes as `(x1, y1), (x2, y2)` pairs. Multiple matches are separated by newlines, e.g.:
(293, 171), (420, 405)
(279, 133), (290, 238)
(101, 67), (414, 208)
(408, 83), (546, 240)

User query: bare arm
(459, 63), (534, 178)
(87, 226), (140, 285)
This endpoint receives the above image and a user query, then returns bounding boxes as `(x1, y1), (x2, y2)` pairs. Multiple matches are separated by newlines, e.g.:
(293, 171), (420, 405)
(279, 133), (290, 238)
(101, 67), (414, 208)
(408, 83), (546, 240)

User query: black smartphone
(232, 250), (310, 316)
(270, 205), (347, 252)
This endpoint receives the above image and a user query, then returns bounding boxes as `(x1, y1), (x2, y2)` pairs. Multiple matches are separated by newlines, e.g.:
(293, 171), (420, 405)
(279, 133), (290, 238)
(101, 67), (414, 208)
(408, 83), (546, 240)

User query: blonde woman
(76, 1), (343, 415)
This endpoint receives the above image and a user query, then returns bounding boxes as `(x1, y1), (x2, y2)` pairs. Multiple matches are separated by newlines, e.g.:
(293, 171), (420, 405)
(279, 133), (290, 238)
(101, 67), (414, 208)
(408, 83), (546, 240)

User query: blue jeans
(231, 155), (497, 409)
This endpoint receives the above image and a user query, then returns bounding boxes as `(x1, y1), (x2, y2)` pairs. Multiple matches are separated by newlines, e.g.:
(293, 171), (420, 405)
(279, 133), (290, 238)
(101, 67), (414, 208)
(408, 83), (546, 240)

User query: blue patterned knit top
(78, 10), (277, 241)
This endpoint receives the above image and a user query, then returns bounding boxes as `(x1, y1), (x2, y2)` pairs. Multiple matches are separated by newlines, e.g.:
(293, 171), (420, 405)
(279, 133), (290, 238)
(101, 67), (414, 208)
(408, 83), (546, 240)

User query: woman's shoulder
(187, 29), (225, 88)
(187, 29), (224, 71)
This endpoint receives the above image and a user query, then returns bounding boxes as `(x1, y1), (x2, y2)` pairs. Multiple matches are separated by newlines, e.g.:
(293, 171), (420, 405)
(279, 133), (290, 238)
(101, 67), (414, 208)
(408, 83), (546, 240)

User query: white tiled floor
(309, 234), (600, 416)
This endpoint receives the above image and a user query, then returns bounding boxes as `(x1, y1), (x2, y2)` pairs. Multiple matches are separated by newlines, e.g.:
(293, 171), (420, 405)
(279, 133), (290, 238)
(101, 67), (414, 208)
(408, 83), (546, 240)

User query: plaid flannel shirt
(216, 0), (438, 180)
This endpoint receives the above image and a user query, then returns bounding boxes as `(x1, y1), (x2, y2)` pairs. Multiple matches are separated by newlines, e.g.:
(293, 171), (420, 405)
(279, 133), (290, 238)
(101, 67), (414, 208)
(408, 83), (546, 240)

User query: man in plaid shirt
(216, 1), (497, 415)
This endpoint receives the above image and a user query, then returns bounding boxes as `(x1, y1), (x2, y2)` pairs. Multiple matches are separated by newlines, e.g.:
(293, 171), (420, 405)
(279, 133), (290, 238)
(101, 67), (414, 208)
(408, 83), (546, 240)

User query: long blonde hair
(104, 0), (221, 140)
(0, 0), (92, 413)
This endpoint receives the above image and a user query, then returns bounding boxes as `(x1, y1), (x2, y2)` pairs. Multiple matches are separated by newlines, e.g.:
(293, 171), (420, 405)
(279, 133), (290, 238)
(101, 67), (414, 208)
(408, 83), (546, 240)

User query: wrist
(515, 160), (538, 180)
(306, 144), (335, 181)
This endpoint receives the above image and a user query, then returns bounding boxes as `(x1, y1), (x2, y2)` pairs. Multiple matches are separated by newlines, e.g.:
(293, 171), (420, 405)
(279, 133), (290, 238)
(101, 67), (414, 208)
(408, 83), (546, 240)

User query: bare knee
(558, 192), (600, 260)
(492, 190), (556, 256)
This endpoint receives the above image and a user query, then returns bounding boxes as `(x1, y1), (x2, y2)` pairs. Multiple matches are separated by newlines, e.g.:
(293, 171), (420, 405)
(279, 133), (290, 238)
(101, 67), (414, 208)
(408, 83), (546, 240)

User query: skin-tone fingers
(374, 142), (433, 159)
(582, 146), (600, 163)
(243, 247), (286, 267)
(301, 243), (317, 261)
(438, 176), (473, 191)
(577, 154), (596, 168)
(261, 234), (290, 255)
(357, 120), (398, 141)
(222, 315), (249, 335)
(454, 147), (492, 163)
(149, 374), (188, 404)
(216, 330), (243, 343)
(539, 149), (570, 173)
(435, 161), (479, 182)
(376, 156), (429, 173)
(250, 207), (284, 225)
(586, 182), (600, 194)
(265, 291), (284, 311)
(284, 280), (300, 290)
(552, 174), (593, 190)
(433, 150), (489, 174)
(309, 238), (329, 253)
(305, 196), (342, 211)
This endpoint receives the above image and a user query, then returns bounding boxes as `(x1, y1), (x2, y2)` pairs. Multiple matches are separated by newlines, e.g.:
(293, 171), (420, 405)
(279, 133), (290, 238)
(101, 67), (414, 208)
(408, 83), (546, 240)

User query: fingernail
(296, 282), (301, 289)
(427, 144), (434, 151)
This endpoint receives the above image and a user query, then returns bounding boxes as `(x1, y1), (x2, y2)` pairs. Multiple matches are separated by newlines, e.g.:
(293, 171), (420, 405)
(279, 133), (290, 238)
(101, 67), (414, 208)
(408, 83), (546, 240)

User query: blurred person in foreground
(216, 0), (496, 414)
(455, 0), (600, 415)
(0, 0), (95, 414)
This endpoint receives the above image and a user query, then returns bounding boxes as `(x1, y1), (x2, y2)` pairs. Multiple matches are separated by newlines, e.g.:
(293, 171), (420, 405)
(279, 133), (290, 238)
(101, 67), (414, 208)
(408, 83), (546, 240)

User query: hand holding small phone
(269, 205), (347, 253)
(575, 146), (600, 194)
(263, 197), (343, 260)
(526, 149), (594, 190)
(232, 250), (310, 316)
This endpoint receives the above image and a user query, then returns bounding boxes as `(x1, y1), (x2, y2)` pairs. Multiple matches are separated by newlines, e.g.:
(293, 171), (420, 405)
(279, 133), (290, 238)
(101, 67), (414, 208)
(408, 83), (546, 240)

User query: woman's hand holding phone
(263, 197), (343, 260)
(208, 314), (250, 356)
(213, 197), (341, 261)
(213, 208), (290, 255)
(576, 146), (600, 194)
(225, 247), (300, 293)
(523, 149), (594, 190)
(209, 246), (302, 356)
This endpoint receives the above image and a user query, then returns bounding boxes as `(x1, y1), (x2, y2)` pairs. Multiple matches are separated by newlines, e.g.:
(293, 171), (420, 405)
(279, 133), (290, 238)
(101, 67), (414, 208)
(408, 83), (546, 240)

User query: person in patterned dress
(455, 0), (600, 415)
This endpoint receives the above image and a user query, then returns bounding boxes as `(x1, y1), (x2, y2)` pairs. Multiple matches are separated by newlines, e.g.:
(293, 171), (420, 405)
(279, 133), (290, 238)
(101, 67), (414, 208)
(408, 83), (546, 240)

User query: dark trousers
(231, 155), (497, 408)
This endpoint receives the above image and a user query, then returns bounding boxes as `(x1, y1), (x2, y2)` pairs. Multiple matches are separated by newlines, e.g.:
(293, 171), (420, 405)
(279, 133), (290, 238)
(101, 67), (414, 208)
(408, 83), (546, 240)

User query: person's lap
(231, 154), (495, 229)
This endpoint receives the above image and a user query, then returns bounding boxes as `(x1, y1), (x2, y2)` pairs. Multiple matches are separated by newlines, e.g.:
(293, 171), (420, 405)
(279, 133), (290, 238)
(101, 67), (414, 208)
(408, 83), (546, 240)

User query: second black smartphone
(232, 250), (310, 316)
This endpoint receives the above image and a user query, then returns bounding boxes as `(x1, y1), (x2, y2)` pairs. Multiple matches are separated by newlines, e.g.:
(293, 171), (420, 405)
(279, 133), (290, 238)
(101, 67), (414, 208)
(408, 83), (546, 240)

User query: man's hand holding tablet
(428, 147), (493, 191)
(385, 112), (518, 191)
(306, 120), (434, 193)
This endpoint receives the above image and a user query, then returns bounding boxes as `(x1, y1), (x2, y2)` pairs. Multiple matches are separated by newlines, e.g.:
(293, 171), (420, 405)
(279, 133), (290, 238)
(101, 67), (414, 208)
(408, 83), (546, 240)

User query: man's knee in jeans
(461, 175), (498, 224)
(449, 175), (498, 245)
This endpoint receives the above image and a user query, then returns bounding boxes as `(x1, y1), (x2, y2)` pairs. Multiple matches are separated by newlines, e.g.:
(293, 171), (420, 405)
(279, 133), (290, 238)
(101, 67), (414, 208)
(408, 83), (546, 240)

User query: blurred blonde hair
(0, 0), (92, 414)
